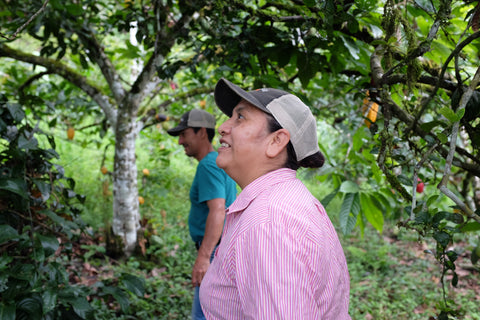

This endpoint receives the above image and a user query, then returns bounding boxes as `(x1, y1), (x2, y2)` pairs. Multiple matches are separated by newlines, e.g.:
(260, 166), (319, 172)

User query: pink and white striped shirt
(200, 168), (351, 319)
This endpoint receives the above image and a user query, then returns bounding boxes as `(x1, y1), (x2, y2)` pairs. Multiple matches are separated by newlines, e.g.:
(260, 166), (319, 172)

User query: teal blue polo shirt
(188, 151), (237, 243)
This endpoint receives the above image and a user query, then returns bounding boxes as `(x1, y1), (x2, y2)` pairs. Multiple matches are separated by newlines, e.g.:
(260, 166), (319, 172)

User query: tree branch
(416, 30), (480, 120)
(76, 28), (126, 104)
(0, 0), (49, 40)
(0, 44), (118, 129)
(437, 65), (480, 223)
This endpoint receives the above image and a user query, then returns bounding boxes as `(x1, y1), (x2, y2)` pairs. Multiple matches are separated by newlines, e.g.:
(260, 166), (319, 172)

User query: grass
(52, 134), (480, 319)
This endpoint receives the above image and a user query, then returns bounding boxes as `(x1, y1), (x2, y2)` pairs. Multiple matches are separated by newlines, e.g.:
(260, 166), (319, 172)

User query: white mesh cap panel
(187, 109), (215, 129)
(265, 94), (320, 161)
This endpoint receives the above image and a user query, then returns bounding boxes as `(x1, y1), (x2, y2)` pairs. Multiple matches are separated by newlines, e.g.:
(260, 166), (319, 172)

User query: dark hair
(266, 114), (324, 170)
(192, 127), (215, 142)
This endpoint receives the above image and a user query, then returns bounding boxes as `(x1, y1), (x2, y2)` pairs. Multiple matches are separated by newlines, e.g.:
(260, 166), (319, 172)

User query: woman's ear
(265, 129), (290, 158)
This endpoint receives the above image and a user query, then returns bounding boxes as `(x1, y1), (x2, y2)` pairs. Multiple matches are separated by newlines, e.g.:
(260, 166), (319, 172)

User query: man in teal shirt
(167, 109), (237, 320)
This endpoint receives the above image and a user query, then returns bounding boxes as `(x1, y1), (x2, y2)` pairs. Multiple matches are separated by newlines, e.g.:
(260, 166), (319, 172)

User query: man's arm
(191, 197), (226, 287)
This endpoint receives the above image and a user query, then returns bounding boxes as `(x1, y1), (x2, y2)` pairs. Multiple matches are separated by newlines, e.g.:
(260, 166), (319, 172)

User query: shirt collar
(226, 168), (297, 215)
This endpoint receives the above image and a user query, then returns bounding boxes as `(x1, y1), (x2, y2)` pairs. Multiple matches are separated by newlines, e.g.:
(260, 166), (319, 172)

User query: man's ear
(265, 129), (290, 158)
(196, 127), (207, 138)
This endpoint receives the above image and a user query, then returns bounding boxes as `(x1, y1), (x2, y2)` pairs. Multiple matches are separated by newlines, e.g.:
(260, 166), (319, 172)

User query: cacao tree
(1, 5), (479, 310)
(0, 0), (220, 256)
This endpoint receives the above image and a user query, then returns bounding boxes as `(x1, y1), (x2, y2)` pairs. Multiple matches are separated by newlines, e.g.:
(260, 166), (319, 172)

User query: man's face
(178, 128), (201, 158)
(216, 101), (272, 186)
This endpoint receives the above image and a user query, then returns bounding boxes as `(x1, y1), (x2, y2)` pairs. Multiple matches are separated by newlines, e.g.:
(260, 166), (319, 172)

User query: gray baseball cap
(214, 78), (322, 163)
(167, 109), (216, 136)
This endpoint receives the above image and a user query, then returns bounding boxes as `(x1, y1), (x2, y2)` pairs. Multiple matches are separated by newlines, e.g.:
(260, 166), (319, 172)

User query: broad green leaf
(397, 174), (412, 186)
(359, 193), (384, 233)
(339, 181), (359, 193)
(0, 225), (19, 244)
(36, 234), (59, 258)
(101, 286), (130, 313)
(460, 222), (480, 232)
(70, 296), (93, 319)
(339, 193), (360, 235)
(352, 128), (367, 152)
(320, 187), (339, 207)
(42, 289), (57, 314)
(451, 271), (458, 287)
(420, 120), (447, 132)
(437, 132), (448, 144)
(17, 297), (42, 320)
(426, 195), (440, 207)
(32, 179), (50, 201)
(455, 108), (465, 120)
(433, 231), (451, 248)
(471, 246), (480, 264)
(0, 303), (15, 320)
(39, 209), (78, 230)
(17, 134), (38, 151)
(341, 35), (359, 59)
(6, 103), (25, 122)
(9, 264), (36, 281)
(439, 107), (458, 123)
(121, 273), (145, 297)
(65, 4), (82, 16)
(0, 179), (28, 198)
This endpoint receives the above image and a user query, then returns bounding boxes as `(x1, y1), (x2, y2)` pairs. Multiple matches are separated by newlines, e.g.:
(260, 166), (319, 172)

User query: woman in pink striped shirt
(200, 78), (351, 319)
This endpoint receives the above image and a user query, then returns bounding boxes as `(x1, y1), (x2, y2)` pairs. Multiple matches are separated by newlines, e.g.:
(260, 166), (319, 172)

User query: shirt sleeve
(196, 161), (226, 203)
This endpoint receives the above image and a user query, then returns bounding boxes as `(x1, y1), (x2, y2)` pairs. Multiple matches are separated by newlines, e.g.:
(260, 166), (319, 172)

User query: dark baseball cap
(214, 78), (323, 163)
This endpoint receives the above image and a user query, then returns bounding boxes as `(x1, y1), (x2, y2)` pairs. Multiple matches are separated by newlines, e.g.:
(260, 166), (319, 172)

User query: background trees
(1, 0), (479, 315)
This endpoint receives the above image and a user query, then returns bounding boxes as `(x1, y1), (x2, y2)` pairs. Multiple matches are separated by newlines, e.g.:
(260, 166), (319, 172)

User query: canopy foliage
(1, 0), (480, 318)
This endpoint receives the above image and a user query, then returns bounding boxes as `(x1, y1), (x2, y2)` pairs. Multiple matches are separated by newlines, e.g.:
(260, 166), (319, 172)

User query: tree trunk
(112, 105), (140, 256)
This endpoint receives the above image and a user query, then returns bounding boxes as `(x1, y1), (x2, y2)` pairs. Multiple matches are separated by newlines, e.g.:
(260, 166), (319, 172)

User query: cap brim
(214, 78), (270, 117)
(167, 123), (189, 136)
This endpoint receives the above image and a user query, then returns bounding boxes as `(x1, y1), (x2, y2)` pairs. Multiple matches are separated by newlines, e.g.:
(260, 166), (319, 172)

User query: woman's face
(216, 101), (273, 188)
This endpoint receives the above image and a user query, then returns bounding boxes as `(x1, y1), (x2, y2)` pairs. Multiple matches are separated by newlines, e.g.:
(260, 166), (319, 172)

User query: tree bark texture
(112, 102), (140, 256)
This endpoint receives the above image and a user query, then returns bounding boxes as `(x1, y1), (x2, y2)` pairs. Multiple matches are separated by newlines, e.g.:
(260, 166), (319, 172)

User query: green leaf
(39, 209), (78, 230)
(17, 297), (42, 320)
(0, 303), (15, 320)
(70, 297), (93, 319)
(320, 188), (339, 207)
(339, 180), (359, 193)
(451, 271), (458, 287)
(17, 134), (38, 151)
(460, 222), (480, 232)
(36, 234), (59, 258)
(121, 273), (145, 297)
(0, 225), (19, 244)
(420, 120), (443, 132)
(359, 193), (384, 233)
(6, 103), (25, 122)
(0, 179), (28, 198)
(471, 246), (480, 264)
(455, 108), (465, 120)
(42, 289), (57, 314)
(341, 35), (359, 59)
(32, 179), (50, 201)
(65, 4), (82, 16)
(339, 193), (360, 235)
(437, 132), (448, 144)
(439, 107), (458, 123)
(426, 195), (440, 207)
(397, 174), (412, 186)
(101, 286), (130, 313)
(433, 231), (451, 248)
